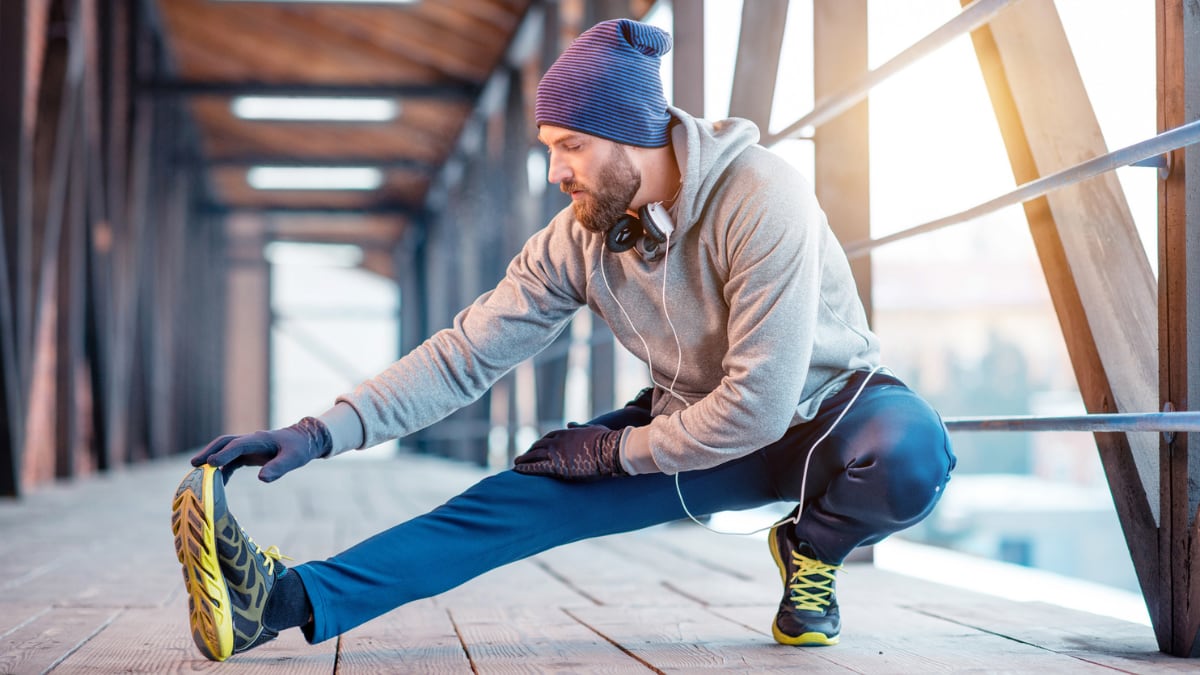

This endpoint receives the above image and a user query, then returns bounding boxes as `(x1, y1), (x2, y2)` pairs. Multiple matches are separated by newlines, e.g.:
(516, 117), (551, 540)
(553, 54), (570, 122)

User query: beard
(562, 145), (642, 233)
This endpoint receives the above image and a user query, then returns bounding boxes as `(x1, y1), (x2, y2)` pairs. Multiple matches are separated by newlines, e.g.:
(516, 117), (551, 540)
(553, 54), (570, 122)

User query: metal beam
(140, 80), (480, 101)
(729, 0), (788, 133)
(1157, 0), (1200, 657)
(843, 121), (1200, 258)
(944, 411), (1200, 433)
(966, 0), (1164, 651)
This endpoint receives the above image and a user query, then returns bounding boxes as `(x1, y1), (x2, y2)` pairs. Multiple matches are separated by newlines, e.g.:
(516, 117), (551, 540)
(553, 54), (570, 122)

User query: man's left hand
(513, 424), (627, 480)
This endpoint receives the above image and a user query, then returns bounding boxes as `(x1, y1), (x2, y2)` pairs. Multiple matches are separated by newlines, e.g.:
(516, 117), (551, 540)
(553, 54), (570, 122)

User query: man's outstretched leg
(172, 442), (783, 659)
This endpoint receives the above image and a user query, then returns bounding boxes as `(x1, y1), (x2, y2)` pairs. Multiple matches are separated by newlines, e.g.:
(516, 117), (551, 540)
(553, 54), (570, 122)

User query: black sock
(263, 569), (312, 631)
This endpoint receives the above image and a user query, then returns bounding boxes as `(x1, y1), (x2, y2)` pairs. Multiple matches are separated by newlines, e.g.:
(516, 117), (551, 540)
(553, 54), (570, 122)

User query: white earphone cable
(601, 218), (881, 538)
(674, 364), (881, 536)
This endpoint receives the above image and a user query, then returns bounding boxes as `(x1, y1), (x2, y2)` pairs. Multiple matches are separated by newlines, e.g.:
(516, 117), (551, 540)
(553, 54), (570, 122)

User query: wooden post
(672, 0), (704, 117)
(223, 214), (271, 434)
(965, 0), (1168, 652)
(0, 0), (29, 495)
(1157, 0), (1200, 657)
(813, 0), (871, 319)
(729, 0), (788, 135)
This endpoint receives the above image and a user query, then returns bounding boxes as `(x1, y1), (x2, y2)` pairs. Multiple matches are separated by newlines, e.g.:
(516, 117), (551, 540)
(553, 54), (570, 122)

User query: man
(171, 18), (955, 662)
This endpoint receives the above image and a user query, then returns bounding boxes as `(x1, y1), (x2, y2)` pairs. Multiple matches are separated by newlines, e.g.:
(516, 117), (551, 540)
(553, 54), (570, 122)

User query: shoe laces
(244, 530), (292, 575)
(787, 551), (842, 611)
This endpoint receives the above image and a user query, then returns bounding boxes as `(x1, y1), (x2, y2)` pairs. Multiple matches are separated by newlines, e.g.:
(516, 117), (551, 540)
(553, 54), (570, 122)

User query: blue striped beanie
(535, 19), (672, 148)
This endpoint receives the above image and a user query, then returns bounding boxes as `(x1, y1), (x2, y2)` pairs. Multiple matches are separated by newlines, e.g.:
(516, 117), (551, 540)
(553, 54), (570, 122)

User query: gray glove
(191, 417), (332, 483)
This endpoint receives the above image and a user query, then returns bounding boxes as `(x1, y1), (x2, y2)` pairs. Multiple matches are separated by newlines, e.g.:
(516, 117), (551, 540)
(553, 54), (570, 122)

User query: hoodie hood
(665, 107), (760, 237)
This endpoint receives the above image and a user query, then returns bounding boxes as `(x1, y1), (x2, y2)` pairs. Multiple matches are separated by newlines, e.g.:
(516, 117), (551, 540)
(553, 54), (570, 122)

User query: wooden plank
(52, 604), (337, 673)
(337, 599), (472, 674)
(449, 605), (648, 673)
(964, 0), (1163, 642)
(715, 601), (1116, 674)
(728, 0), (789, 134)
(568, 605), (852, 673)
(595, 534), (777, 608)
(6, 457), (1198, 671)
(531, 538), (698, 608)
(433, 556), (590, 610)
(647, 523), (783, 588)
(0, 605), (50, 639)
(0, 606), (121, 675)
(914, 598), (1191, 672)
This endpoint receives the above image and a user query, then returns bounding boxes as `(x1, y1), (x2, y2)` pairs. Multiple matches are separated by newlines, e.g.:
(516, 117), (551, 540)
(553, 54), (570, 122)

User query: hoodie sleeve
(335, 214), (586, 450)
(623, 149), (839, 474)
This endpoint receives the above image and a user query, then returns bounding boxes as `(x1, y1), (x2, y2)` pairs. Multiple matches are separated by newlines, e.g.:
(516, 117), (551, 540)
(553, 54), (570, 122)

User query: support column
(223, 215), (270, 434)
(966, 0), (1164, 651)
(0, 0), (29, 495)
(729, 0), (788, 135)
(1157, 0), (1200, 657)
(672, 0), (704, 116)
(813, 0), (871, 318)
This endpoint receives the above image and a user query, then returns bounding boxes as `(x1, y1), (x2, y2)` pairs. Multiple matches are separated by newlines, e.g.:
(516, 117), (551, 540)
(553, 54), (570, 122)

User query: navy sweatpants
(293, 371), (956, 643)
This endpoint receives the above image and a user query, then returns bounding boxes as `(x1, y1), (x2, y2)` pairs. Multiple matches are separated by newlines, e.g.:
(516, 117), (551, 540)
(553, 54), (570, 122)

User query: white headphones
(604, 201), (676, 262)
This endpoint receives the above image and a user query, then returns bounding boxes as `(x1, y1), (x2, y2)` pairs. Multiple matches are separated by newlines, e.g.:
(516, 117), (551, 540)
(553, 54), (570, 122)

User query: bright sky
(645, 0), (1158, 268)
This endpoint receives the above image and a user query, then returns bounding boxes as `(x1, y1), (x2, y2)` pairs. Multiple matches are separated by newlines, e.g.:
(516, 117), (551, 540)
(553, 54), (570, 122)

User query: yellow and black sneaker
(768, 517), (843, 646)
(171, 465), (288, 661)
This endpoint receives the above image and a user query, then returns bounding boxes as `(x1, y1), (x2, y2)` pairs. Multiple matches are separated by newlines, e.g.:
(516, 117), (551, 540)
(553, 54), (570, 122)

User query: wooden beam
(813, 0), (871, 320)
(55, 98), (86, 479)
(965, 0), (1165, 651)
(223, 214), (271, 435)
(1157, 0), (1200, 657)
(201, 156), (434, 172)
(671, 0), (704, 116)
(0, 0), (29, 495)
(729, 0), (788, 134)
(140, 80), (480, 101)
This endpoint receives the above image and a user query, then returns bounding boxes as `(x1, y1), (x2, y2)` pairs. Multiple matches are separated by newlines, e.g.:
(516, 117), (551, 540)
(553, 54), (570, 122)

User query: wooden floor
(0, 454), (1192, 674)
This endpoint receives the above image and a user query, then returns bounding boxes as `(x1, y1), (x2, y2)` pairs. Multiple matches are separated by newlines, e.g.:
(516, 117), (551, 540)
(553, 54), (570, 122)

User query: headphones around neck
(605, 201), (676, 261)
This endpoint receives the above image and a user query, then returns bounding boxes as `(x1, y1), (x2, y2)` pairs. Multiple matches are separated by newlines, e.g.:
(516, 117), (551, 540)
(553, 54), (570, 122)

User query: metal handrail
(943, 411), (1200, 433)
(842, 118), (1200, 259)
(765, 0), (1017, 145)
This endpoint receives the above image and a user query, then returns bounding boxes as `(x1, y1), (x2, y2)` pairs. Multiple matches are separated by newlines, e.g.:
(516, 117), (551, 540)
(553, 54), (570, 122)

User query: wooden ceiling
(151, 0), (533, 245)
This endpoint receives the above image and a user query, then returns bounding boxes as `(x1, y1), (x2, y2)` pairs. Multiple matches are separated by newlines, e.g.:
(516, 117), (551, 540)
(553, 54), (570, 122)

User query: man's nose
(547, 153), (571, 184)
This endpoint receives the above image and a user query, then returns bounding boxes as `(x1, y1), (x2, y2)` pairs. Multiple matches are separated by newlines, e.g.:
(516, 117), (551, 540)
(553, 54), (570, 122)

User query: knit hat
(535, 19), (672, 148)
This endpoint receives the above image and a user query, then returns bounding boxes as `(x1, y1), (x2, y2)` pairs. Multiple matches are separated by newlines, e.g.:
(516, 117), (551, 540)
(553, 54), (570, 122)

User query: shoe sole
(768, 525), (839, 647)
(171, 465), (234, 661)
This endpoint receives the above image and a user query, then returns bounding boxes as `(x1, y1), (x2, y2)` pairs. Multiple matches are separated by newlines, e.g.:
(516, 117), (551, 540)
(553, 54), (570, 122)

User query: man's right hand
(191, 417), (332, 483)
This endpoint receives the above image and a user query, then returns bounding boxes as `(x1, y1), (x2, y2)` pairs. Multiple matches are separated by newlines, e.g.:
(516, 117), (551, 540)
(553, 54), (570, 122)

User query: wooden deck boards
(0, 455), (1188, 673)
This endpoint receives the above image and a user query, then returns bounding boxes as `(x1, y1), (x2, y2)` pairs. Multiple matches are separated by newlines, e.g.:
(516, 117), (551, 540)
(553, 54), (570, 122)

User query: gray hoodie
(329, 108), (880, 475)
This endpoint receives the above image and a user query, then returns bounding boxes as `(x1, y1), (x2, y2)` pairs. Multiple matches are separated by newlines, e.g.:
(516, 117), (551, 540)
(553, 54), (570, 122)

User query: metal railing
(842, 118), (1200, 259)
(765, 0), (1017, 145)
(759, 0), (1200, 436)
(943, 411), (1200, 434)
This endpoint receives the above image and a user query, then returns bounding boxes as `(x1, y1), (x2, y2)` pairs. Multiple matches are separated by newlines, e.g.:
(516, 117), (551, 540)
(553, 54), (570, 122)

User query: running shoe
(171, 465), (287, 660)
